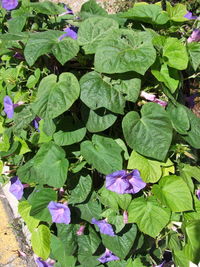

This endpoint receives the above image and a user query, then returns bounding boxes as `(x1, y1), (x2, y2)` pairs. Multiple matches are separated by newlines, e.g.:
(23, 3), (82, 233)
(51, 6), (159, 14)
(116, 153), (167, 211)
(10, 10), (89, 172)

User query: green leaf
(28, 1), (66, 15)
(151, 63), (180, 93)
(126, 258), (146, 267)
(94, 29), (156, 75)
(78, 226), (101, 254)
(167, 103), (190, 135)
(122, 103), (172, 161)
(80, 135), (123, 175)
(188, 42), (200, 71)
(79, 0), (107, 19)
(57, 224), (78, 256)
(179, 164), (200, 183)
(101, 224), (137, 258)
(184, 198), (200, 221)
(38, 120), (53, 144)
(33, 141), (69, 187)
(51, 235), (76, 267)
(18, 201), (39, 232)
(152, 175), (193, 212)
(24, 30), (79, 66)
(14, 136), (31, 155)
(121, 4), (169, 25)
(99, 187), (132, 211)
(128, 150), (162, 183)
(31, 224), (51, 260)
(182, 107), (200, 149)
(184, 220), (200, 264)
(166, 2), (188, 22)
(26, 68), (40, 89)
(68, 175), (92, 204)
(78, 16), (119, 54)
(32, 73), (80, 119)
(29, 188), (57, 222)
(163, 37), (188, 70)
(76, 195), (102, 222)
(80, 71), (125, 114)
(128, 196), (170, 237)
(174, 250), (189, 267)
(83, 108), (117, 133)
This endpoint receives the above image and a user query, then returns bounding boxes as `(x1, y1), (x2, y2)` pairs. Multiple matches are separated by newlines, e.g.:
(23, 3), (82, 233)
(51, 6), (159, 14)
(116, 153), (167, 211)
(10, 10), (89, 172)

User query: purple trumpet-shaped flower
(58, 26), (78, 41)
(196, 189), (200, 200)
(184, 12), (198, 20)
(2, 0), (18, 10)
(140, 91), (167, 107)
(187, 29), (200, 43)
(9, 176), (24, 200)
(76, 225), (85, 236)
(91, 218), (115, 236)
(48, 201), (71, 224)
(106, 170), (146, 195)
(35, 257), (54, 267)
(98, 248), (119, 264)
(3, 96), (14, 119)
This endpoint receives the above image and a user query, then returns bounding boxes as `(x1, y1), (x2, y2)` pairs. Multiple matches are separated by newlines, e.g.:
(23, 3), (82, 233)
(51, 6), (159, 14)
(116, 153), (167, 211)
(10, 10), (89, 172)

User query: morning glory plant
(0, 0), (199, 266)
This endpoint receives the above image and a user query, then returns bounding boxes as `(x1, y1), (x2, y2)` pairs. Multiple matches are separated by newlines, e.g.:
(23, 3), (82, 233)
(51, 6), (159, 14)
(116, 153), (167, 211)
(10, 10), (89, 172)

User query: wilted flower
(14, 52), (24, 60)
(140, 91), (167, 107)
(106, 170), (146, 195)
(123, 210), (128, 224)
(196, 189), (200, 200)
(2, 0), (18, 10)
(91, 218), (115, 236)
(187, 29), (200, 43)
(98, 248), (119, 263)
(35, 257), (55, 267)
(76, 225), (85, 236)
(58, 26), (78, 41)
(48, 201), (71, 224)
(184, 12), (198, 20)
(9, 176), (24, 200)
(3, 96), (14, 119)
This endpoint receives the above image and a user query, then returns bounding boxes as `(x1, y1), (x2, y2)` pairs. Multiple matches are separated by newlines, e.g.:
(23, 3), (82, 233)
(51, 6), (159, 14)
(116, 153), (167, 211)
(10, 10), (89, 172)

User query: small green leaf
(188, 42), (200, 71)
(18, 201), (39, 232)
(31, 224), (51, 259)
(128, 196), (170, 237)
(152, 175), (193, 212)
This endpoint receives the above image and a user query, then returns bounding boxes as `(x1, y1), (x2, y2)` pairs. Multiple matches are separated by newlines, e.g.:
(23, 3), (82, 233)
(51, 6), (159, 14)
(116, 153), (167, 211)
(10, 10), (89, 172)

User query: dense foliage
(0, 0), (200, 266)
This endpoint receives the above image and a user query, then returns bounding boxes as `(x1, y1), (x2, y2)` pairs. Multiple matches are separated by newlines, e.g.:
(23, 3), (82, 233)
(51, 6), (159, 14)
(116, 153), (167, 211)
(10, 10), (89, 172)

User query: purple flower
(35, 257), (54, 267)
(48, 201), (71, 224)
(59, 6), (74, 16)
(58, 26), (78, 41)
(9, 176), (24, 200)
(91, 218), (115, 236)
(106, 170), (146, 195)
(3, 96), (14, 118)
(125, 169), (147, 194)
(196, 189), (200, 200)
(140, 91), (167, 107)
(76, 225), (85, 236)
(184, 12), (198, 20)
(153, 98), (168, 107)
(2, 0), (18, 10)
(98, 248), (119, 264)
(32, 117), (41, 131)
(187, 29), (200, 43)
(14, 52), (24, 60)
(154, 261), (165, 267)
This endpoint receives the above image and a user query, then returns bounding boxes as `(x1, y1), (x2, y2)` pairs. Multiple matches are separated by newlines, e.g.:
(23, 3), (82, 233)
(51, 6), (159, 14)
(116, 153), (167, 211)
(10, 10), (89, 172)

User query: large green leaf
(78, 226), (101, 254)
(24, 30), (79, 66)
(79, 0), (107, 19)
(32, 73), (80, 119)
(166, 2), (188, 22)
(94, 29), (156, 75)
(18, 201), (39, 233)
(152, 175), (193, 212)
(80, 135), (123, 174)
(167, 103), (190, 135)
(121, 4), (169, 25)
(182, 106), (200, 148)
(31, 224), (51, 259)
(122, 103), (173, 161)
(29, 188), (57, 221)
(163, 37), (188, 70)
(184, 220), (200, 264)
(78, 16), (119, 54)
(128, 196), (170, 237)
(80, 71), (125, 114)
(101, 224), (137, 258)
(187, 42), (200, 71)
(33, 141), (69, 187)
(128, 150), (162, 183)
(68, 175), (92, 204)
(28, 1), (66, 15)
